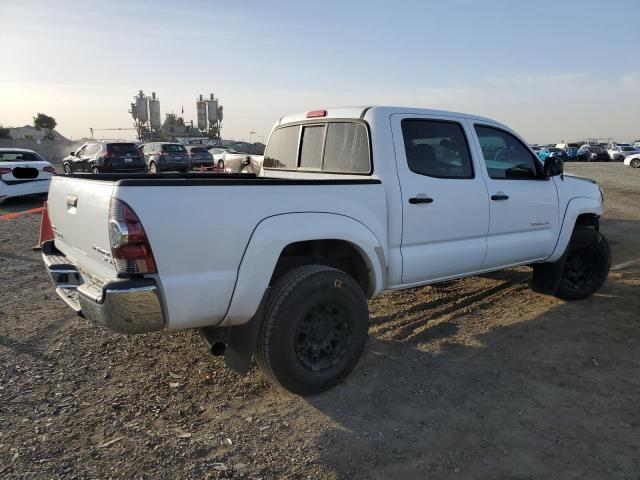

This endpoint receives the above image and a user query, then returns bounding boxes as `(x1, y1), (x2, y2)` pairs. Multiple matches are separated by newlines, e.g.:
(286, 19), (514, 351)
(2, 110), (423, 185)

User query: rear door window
(84, 144), (99, 156)
(401, 119), (473, 178)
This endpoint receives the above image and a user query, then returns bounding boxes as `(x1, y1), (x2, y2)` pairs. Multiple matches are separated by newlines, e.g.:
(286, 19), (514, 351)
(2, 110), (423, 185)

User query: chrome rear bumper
(42, 240), (165, 333)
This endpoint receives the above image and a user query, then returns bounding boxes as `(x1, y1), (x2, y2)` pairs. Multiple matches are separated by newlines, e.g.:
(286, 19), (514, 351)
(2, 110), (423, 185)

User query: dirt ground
(1, 163), (639, 479)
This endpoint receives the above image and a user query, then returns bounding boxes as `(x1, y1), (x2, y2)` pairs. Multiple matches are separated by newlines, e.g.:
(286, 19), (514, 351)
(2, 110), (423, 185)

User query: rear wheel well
(271, 240), (371, 296)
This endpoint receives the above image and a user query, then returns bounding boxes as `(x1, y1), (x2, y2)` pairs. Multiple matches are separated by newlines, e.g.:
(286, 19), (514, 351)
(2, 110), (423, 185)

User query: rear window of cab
(264, 121), (371, 174)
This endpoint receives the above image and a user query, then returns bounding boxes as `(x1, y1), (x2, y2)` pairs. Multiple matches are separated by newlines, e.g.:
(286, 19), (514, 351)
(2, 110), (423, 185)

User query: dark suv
(62, 141), (146, 174)
(139, 142), (191, 173)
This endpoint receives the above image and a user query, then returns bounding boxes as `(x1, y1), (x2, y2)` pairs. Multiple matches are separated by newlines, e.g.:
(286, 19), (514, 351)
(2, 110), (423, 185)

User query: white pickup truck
(42, 106), (610, 395)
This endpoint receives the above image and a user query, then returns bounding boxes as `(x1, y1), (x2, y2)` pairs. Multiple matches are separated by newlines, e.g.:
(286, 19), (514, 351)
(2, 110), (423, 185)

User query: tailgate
(47, 175), (117, 281)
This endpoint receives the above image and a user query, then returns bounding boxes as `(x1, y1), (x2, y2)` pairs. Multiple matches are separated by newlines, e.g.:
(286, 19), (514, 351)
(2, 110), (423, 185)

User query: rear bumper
(159, 162), (191, 171)
(101, 166), (146, 173)
(190, 159), (214, 168)
(42, 240), (165, 333)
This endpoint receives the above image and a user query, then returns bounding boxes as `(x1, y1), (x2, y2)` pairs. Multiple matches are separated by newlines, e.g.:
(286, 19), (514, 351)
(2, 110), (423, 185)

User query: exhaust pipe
(198, 327), (227, 356)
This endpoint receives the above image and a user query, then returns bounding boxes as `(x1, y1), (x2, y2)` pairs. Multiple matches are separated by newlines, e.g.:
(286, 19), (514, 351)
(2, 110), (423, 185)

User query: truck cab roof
(276, 106), (503, 128)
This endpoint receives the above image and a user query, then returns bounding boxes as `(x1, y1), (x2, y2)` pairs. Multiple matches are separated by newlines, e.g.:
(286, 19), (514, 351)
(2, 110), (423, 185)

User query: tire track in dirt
(400, 281), (530, 343)
(370, 272), (530, 342)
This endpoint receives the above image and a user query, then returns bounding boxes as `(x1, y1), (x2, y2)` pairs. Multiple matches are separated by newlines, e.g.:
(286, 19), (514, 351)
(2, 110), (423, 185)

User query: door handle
(491, 194), (509, 201)
(409, 196), (434, 204)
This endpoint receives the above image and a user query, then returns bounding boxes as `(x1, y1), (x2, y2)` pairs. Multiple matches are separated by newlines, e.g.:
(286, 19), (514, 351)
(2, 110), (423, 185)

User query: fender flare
(220, 212), (386, 326)
(546, 196), (603, 263)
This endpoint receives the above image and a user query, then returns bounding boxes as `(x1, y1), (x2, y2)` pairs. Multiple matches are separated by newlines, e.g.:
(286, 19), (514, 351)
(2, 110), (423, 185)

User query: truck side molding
(546, 196), (603, 263)
(221, 212), (386, 326)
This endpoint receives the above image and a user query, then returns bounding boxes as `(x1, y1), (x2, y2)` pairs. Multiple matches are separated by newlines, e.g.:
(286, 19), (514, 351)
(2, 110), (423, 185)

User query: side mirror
(544, 155), (564, 177)
(70, 151), (75, 156)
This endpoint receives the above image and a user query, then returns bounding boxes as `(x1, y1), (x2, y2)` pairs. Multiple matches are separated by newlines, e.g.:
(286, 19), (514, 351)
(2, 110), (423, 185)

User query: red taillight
(43, 166), (57, 174)
(306, 109), (327, 118)
(108, 198), (157, 274)
(0, 167), (11, 175)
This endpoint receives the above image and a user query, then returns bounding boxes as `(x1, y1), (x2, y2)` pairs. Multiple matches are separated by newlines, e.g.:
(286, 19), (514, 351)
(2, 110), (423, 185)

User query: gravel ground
(1, 163), (639, 479)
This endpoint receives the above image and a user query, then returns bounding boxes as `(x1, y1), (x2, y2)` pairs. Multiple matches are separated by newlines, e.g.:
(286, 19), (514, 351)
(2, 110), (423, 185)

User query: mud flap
(199, 289), (269, 375)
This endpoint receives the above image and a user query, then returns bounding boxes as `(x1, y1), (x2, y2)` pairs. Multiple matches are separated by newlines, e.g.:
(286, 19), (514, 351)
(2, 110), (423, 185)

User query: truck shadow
(305, 262), (640, 479)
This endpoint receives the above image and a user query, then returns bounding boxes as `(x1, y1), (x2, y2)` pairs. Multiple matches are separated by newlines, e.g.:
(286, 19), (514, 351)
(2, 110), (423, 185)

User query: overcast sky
(1, 0), (638, 143)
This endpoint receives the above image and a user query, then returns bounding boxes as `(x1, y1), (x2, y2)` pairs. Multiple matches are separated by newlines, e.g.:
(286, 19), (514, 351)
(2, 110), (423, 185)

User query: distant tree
(0, 124), (11, 139)
(33, 113), (57, 140)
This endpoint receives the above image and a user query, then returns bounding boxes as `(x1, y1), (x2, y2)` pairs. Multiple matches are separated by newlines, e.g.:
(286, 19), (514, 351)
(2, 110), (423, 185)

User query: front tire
(631, 158), (640, 168)
(63, 163), (72, 174)
(91, 165), (100, 174)
(149, 162), (157, 174)
(555, 227), (611, 300)
(256, 265), (369, 396)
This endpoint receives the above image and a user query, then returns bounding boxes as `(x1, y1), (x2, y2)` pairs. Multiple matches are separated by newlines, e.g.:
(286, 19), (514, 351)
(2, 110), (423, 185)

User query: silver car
(139, 142), (191, 173)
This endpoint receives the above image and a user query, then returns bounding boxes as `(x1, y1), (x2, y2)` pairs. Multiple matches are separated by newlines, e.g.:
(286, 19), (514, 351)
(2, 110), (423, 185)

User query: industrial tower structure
(129, 90), (223, 142)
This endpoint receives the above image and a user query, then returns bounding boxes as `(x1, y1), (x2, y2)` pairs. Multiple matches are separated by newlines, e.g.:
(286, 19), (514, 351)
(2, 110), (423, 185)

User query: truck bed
(46, 172), (387, 330)
(63, 171), (381, 186)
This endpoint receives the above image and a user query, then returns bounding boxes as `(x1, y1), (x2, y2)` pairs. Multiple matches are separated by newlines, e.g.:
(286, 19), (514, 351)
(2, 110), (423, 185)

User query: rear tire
(91, 166), (100, 174)
(63, 163), (72, 174)
(555, 227), (611, 300)
(149, 162), (157, 174)
(256, 265), (369, 396)
(217, 159), (224, 170)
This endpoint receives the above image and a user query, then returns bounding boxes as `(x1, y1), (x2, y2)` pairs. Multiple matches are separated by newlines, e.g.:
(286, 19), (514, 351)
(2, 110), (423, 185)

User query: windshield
(0, 151), (43, 162)
(162, 144), (187, 153)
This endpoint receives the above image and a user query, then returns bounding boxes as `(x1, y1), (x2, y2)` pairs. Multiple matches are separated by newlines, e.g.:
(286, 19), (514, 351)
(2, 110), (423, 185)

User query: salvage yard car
(623, 152), (640, 168)
(209, 147), (256, 172)
(0, 148), (55, 204)
(577, 144), (609, 162)
(185, 145), (214, 170)
(62, 140), (146, 174)
(41, 106), (611, 395)
(139, 142), (191, 173)
(608, 144), (637, 161)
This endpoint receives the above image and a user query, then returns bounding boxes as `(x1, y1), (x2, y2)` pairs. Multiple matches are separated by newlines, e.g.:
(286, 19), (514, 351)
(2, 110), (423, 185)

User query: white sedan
(209, 147), (262, 173)
(0, 149), (55, 204)
(608, 145), (637, 161)
(623, 153), (640, 168)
